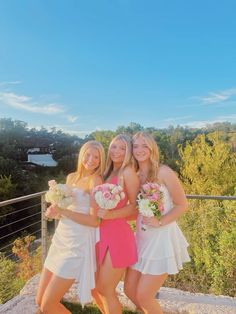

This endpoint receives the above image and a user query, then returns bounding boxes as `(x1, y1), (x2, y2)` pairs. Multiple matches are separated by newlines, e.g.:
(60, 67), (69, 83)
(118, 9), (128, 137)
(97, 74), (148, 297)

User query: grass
(62, 301), (138, 313)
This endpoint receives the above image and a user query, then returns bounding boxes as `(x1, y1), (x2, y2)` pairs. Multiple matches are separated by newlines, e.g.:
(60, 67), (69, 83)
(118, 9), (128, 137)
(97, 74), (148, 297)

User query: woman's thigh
(35, 267), (53, 305)
(124, 268), (141, 295)
(97, 251), (125, 295)
(137, 273), (168, 300)
(41, 274), (75, 306)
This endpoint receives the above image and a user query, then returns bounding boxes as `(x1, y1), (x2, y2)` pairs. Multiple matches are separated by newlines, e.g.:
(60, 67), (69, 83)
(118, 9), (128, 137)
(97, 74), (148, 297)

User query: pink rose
(103, 191), (112, 200)
(48, 180), (57, 188)
(150, 193), (159, 201)
(142, 184), (150, 192)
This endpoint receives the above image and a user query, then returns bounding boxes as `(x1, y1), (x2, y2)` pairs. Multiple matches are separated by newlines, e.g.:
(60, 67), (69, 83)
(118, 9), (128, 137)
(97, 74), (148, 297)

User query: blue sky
(0, 0), (235, 137)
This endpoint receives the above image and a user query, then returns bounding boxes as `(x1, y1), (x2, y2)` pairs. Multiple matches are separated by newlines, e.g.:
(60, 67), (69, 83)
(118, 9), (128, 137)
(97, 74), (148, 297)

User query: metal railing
(0, 192), (47, 264)
(0, 191), (236, 264)
(0, 191), (236, 305)
(186, 194), (236, 200)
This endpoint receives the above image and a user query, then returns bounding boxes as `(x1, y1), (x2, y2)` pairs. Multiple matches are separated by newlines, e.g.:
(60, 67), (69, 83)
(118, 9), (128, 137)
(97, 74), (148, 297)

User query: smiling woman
(92, 134), (140, 314)
(35, 140), (105, 314)
(125, 132), (190, 314)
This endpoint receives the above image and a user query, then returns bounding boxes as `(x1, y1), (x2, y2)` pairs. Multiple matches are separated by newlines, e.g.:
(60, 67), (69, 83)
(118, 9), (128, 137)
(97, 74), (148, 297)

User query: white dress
(44, 188), (98, 306)
(132, 184), (190, 275)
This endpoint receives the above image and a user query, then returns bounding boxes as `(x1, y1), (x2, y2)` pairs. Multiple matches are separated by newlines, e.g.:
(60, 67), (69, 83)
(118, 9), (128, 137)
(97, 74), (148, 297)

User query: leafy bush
(0, 236), (42, 304)
(0, 254), (24, 304)
(166, 133), (236, 296)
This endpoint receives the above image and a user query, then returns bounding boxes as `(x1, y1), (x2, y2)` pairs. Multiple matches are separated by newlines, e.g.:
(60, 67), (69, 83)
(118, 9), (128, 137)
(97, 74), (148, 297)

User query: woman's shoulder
(67, 171), (77, 177)
(66, 172), (77, 183)
(88, 175), (103, 191)
(122, 165), (137, 177)
(90, 175), (103, 188)
(158, 164), (177, 180)
(121, 166), (139, 189)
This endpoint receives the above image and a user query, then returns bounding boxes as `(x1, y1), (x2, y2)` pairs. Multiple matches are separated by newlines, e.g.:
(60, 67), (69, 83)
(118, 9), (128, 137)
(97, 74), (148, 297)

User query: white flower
(120, 192), (125, 199)
(45, 181), (74, 209)
(93, 183), (125, 210)
(115, 195), (121, 201)
(112, 186), (120, 194)
(138, 199), (154, 217)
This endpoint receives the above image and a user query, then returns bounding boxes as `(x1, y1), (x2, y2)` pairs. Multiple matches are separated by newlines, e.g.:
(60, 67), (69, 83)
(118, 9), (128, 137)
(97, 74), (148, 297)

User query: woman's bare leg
(124, 268), (142, 311)
(97, 252), (125, 314)
(92, 285), (106, 314)
(40, 275), (74, 314)
(136, 273), (168, 314)
(35, 267), (53, 307)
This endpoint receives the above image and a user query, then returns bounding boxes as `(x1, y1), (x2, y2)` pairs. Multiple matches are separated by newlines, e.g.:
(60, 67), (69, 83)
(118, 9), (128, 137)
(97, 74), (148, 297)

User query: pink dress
(96, 176), (137, 268)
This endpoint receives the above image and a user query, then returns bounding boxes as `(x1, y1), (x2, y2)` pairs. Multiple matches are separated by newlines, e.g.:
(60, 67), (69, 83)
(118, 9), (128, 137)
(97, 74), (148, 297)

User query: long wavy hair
(104, 134), (133, 181)
(76, 140), (105, 181)
(132, 132), (160, 182)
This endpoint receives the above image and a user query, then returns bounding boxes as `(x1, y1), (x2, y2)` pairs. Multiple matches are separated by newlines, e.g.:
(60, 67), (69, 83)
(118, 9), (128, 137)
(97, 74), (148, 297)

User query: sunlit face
(109, 139), (126, 164)
(133, 136), (151, 163)
(82, 147), (100, 171)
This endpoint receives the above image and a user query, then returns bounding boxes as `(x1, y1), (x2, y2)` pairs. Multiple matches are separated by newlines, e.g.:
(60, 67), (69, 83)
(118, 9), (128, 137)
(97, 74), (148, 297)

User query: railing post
(41, 193), (47, 265)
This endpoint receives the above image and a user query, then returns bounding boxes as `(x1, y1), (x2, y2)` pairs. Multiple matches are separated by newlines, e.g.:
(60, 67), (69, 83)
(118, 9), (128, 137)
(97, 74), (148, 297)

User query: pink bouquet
(93, 183), (125, 209)
(137, 182), (164, 230)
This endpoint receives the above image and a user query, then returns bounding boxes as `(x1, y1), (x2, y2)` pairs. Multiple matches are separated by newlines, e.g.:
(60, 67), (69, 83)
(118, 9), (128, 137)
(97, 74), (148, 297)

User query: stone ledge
(0, 295), (37, 314)
(0, 274), (235, 314)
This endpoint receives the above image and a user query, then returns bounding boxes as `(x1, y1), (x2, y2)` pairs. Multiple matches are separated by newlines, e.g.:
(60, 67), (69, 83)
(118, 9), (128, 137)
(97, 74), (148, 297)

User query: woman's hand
(142, 216), (161, 228)
(45, 205), (61, 220)
(97, 208), (113, 219)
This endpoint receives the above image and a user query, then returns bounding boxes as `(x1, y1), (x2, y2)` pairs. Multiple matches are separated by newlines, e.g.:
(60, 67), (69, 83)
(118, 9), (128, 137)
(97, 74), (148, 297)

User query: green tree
(116, 122), (143, 135)
(0, 175), (17, 202)
(176, 132), (236, 296)
(90, 130), (115, 152)
(0, 254), (23, 304)
(179, 132), (236, 195)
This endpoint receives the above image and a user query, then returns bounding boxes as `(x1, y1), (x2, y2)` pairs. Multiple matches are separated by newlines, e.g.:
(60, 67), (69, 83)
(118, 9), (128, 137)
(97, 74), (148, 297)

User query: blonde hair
(132, 132), (160, 182)
(104, 134), (133, 181)
(76, 140), (105, 181)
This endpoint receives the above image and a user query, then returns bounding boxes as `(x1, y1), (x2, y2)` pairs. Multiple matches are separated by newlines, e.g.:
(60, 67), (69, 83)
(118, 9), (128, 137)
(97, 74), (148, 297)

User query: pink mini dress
(96, 176), (137, 268)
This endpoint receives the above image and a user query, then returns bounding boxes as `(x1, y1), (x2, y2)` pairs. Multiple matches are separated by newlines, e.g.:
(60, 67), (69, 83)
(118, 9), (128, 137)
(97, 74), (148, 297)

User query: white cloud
(66, 115), (78, 123)
(0, 91), (64, 114)
(183, 115), (236, 128)
(217, 114), (236, 122)
(202, 92), (229, 104)
(163, 115), (193, 123)
(0, 81), (21, 86)
(195, 87), (236, 105)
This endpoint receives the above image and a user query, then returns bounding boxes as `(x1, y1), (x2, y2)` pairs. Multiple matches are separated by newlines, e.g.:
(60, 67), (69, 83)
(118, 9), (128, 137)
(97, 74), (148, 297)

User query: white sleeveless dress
(132, 184), (190, 275)
(44, 188), (98, 306)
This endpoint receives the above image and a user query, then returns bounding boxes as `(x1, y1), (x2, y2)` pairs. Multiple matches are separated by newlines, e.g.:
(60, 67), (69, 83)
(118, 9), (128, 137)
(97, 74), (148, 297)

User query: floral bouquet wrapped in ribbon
(93, 183), (125, 210)
(137, 182), (164, 230)
(44, 180), (74, 219)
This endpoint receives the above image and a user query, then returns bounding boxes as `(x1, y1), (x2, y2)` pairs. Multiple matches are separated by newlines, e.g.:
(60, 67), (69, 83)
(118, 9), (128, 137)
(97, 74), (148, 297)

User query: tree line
(0, 118), (236, 296)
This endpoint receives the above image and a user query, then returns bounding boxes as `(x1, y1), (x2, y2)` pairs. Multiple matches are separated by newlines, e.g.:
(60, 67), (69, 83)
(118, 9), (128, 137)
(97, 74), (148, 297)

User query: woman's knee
(136, 290), (151, 308)
(97, 280), (115, 297)
(40, 297), (55, 314)
(96, 281), (107, 296)
(124, 280), (135, 299)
